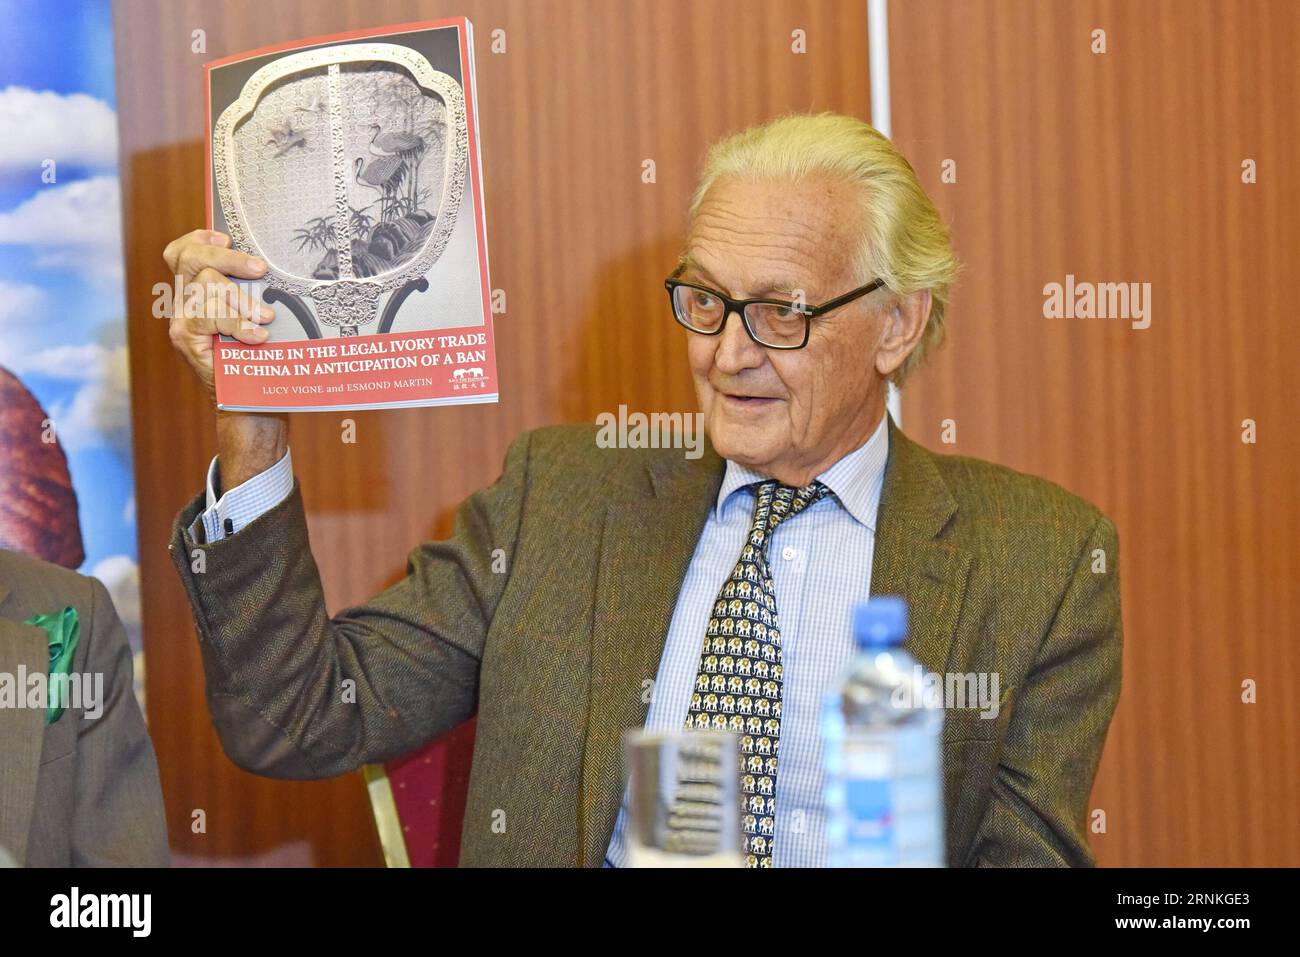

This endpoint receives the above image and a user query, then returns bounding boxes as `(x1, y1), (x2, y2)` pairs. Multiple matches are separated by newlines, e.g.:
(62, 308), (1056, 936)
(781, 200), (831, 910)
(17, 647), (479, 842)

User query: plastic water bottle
(821, 596), (945, 867)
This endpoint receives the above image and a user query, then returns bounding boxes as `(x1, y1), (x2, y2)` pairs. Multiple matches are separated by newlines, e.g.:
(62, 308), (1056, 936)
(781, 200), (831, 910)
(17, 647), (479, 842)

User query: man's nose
(713, 307), (765, 371)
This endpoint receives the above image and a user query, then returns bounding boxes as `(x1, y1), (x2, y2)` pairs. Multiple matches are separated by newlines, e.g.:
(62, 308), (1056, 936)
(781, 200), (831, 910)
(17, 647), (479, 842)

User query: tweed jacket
(168, 418), (1121, 866)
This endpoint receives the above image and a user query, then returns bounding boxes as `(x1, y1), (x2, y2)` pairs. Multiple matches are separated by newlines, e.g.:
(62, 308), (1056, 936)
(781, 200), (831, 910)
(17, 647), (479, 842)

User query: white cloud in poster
(44, 343), (132, 453)
(0, 279), (46, 325)
(9, 342), (118, 380)
(89, 553), (142, 654)
(0, 86), (118, 171)
(0, 175), (122, 247)
(0, 280), (48, 365)
(31, 246), (125, 288)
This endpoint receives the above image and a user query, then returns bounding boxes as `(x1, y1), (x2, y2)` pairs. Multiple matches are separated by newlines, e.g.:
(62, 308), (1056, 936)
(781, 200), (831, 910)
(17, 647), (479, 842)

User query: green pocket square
(23, 606), (80, 726)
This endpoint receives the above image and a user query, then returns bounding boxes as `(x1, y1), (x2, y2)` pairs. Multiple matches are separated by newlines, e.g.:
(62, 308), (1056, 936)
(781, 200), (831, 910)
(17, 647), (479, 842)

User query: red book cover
(204, 17), (496, 411)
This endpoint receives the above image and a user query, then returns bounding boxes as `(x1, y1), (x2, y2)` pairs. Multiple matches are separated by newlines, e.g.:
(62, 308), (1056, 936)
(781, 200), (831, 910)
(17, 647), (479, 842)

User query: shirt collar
(714, 411), (891, 531)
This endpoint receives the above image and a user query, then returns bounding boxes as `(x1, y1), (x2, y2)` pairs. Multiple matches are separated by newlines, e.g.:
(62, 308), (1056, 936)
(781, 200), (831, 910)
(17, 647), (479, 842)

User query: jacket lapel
(579, 444), (725, 866)
(870, 419), (972, 675)
(0, 580), (50, 866)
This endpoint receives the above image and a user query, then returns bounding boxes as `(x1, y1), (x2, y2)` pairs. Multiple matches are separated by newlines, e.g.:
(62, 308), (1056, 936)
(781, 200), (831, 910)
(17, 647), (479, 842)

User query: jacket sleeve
(965, 513), (1123, 866)
(73, 575), (170, 866)
(167, 430), (533, 780)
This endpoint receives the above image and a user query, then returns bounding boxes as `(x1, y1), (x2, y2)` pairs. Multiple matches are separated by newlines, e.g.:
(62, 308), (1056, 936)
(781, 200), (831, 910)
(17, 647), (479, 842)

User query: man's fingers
(163, 229), (209, 272)
(174, 241), (268, 284)
(163, 228), (231, 273)
(204, 293), (270, 344)
(175, 271), (270, 344)
(188, 267), (275, 323)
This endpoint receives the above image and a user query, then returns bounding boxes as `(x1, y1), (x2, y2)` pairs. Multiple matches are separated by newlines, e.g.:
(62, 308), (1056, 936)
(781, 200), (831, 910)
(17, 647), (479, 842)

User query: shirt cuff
(187, 447), (294, 543)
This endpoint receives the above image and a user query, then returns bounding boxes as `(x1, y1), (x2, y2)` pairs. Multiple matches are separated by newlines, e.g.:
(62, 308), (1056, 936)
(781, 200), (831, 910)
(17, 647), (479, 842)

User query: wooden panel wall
(888, 0), (1300, 865)
(112, 0), (871, 865)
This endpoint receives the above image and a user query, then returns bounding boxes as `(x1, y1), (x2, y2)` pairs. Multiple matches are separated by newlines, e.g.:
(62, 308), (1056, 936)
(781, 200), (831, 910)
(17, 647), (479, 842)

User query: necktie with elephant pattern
(682, 478), (831, 867)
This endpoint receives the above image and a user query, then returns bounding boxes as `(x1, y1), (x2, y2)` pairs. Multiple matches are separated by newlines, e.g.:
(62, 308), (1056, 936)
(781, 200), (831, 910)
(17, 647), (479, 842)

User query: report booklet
(205, 17), (496, 411)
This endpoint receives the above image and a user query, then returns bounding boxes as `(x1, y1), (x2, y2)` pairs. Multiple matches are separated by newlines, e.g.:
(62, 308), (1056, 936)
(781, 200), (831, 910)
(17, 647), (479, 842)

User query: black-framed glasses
(664, 274), (887, 349)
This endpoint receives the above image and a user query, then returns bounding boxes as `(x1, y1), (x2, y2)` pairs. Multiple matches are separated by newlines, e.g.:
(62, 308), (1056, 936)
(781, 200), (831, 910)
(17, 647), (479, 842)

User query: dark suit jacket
(169, 418), (1121, 866)
(0, 550), (169, 866)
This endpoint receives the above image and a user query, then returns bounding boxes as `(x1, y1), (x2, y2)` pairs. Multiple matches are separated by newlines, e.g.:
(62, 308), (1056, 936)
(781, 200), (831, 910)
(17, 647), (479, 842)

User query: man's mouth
(721, 392), (779, 407)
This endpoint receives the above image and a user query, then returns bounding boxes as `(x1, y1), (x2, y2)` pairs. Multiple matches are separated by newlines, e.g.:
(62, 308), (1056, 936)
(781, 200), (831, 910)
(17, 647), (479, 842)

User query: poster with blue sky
(0, 0), (142, 694)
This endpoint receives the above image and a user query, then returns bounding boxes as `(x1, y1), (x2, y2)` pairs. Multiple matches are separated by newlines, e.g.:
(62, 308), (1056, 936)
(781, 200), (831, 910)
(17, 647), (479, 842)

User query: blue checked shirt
(194, 415), (888, 867)
(188, 449), (296, 544)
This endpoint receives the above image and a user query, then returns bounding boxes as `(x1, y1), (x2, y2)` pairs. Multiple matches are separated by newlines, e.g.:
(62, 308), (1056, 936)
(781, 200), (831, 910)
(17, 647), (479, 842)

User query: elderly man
(162, 112), (1121, 867)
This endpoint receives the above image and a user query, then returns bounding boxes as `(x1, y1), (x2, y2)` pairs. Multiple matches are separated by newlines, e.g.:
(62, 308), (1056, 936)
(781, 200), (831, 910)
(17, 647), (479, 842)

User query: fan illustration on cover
(212, 43), (469, 337)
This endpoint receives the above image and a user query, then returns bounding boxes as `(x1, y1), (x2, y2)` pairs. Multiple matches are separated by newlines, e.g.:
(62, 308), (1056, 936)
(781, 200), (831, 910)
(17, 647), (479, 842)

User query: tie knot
(747, 479), (830, 548)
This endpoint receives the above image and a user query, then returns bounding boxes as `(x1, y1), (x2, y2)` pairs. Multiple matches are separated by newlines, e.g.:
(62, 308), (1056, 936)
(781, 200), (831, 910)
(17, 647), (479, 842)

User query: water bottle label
(826, 725), (944, 867)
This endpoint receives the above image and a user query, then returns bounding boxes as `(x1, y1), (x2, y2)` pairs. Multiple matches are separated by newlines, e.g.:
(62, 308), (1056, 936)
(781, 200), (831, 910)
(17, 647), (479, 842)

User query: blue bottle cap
(853, 596), (908, 648)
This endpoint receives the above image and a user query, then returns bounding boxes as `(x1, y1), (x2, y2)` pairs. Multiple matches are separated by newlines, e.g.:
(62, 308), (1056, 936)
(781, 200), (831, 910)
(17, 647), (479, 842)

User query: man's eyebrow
(676, 255), (805, 298)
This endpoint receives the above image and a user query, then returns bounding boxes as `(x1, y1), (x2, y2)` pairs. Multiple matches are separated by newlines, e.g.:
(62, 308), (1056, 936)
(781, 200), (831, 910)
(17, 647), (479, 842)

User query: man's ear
(874, 289), (932, 378)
